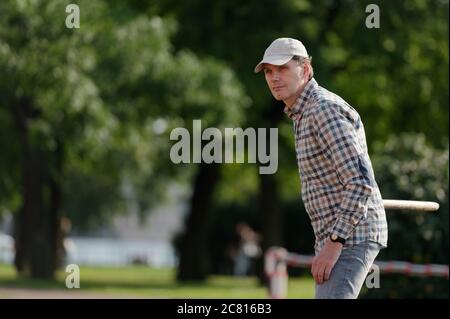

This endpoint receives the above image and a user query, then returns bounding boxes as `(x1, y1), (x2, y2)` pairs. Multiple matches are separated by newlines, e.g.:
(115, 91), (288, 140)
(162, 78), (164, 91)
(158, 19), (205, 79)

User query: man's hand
(311, 240), (343, 284)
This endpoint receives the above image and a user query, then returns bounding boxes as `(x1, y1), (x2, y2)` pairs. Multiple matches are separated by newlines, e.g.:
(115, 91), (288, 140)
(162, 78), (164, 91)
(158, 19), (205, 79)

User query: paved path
(0, 288), (141, 299)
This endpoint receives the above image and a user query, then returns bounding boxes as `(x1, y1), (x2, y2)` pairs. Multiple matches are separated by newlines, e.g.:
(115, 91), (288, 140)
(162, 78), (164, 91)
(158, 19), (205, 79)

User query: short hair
(292, 55), (314, 79)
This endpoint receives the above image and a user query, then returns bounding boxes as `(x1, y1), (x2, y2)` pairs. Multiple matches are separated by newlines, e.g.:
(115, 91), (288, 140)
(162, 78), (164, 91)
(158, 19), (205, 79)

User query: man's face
(263, 59), (307, 106)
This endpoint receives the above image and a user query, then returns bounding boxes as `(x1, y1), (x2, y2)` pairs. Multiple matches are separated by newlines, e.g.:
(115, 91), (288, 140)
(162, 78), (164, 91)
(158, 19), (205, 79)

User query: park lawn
(0, 263), (314, 299)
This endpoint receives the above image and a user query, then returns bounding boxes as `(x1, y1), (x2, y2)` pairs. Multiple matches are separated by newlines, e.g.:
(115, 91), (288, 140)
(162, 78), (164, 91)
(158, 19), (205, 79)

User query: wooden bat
(382, 199), (440, 212)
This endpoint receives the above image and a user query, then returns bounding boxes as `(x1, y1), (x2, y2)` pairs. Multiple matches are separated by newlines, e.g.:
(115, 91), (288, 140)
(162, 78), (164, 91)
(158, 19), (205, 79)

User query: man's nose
(271, 71), (280, 82)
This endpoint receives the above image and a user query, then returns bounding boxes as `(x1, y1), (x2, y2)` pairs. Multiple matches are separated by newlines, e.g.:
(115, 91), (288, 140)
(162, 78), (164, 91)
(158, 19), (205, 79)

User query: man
(255, 38), (388, 299)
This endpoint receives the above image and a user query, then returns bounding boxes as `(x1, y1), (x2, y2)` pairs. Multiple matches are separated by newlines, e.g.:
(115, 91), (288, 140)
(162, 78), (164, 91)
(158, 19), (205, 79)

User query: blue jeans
(315, 240), (381, 299)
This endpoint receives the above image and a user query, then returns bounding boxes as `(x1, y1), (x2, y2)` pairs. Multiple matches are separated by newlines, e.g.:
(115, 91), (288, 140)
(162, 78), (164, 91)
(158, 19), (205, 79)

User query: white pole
(265, 247), (288, 299)
(382, 199), (439, 212)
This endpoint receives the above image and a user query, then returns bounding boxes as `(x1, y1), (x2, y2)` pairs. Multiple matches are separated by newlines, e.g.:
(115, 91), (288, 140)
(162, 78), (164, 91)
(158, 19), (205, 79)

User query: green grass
(0, 263), (315, 298)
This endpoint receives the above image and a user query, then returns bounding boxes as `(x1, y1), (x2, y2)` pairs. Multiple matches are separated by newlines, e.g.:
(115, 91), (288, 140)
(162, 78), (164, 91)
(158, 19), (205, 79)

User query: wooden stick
(382, 199), (440, 212)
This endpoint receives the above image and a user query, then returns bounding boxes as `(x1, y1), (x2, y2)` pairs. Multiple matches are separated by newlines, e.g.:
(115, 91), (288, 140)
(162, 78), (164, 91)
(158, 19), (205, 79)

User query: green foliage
(149, 0), (449, 150)
(361, 133), (449, 298)
(323, 0), (449, 148)
(0, 0), (247, 230)
(146, 0), (449, 207)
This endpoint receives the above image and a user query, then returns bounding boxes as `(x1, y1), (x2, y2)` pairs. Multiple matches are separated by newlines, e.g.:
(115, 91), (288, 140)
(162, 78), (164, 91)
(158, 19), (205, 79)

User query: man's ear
(302, 63), (310, 79)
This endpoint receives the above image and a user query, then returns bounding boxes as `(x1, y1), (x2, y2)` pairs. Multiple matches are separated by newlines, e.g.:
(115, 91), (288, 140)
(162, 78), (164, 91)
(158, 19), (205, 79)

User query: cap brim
(254, 55), (294, 73)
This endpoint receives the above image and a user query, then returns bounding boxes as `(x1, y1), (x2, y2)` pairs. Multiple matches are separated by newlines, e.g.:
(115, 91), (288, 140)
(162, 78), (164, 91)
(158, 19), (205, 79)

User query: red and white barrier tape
(282, 252), (449, 278)
(265, 247), (449, 299)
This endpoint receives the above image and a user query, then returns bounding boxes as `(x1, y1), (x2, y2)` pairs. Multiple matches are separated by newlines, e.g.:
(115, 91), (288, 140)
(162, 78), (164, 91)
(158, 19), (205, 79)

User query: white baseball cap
(254, 38), (309, 73)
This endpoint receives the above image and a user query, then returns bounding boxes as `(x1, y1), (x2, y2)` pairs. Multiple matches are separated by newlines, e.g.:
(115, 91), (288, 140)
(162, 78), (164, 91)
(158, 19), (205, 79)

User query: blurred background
(0, 0), (448, 298)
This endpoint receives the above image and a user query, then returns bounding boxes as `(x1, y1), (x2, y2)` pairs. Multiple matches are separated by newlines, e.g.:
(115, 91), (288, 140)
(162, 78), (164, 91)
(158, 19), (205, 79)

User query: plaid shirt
(284, 78), (388, 254)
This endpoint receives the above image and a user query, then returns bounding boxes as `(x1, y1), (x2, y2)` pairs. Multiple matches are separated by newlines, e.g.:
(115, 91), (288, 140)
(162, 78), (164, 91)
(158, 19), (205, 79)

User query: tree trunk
(11, 99), (63, 279)
(27, 149), (55, 279)
(256, 100), (284, 284)
(50, 139), (64, 270)
(259, 174), (283, 250)
(176, 162), (220, 282)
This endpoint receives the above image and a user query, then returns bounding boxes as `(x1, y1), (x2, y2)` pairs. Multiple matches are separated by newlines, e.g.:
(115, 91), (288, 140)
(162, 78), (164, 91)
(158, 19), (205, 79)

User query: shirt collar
(283, 78), (318, 120)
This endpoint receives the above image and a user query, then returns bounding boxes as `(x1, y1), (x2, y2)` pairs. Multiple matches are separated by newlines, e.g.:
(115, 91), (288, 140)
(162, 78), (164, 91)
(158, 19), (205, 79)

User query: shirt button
(351, 217), (359, 225)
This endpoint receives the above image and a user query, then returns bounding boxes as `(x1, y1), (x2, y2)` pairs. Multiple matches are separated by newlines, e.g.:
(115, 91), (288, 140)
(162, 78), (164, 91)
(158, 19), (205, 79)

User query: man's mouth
(273, 86), (284, 91)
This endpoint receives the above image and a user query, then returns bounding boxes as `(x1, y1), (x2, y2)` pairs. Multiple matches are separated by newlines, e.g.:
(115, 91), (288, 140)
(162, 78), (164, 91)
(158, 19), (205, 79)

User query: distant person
(254, 38), (388, 298)
(233, 223), (261, 277)
(58, 217), (73, 267)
